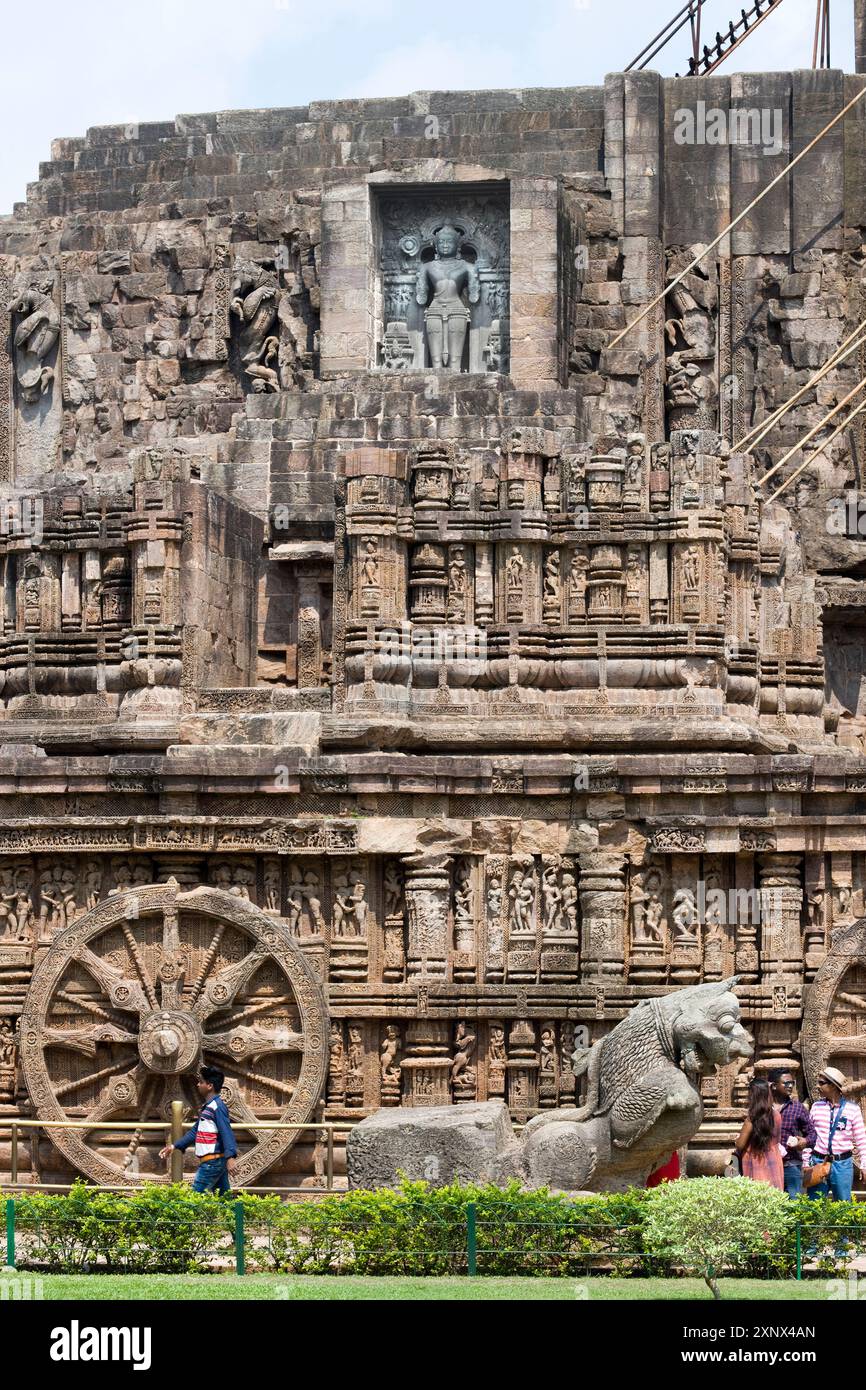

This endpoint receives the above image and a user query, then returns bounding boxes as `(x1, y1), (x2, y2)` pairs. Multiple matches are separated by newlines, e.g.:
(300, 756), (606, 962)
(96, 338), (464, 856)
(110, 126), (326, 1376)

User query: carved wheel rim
(21, 883), (328, 1186)
(801, 916), (866, 1112)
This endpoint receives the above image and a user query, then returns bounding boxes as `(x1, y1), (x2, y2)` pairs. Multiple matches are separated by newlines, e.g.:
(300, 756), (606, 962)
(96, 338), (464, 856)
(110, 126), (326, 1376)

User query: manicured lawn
(15, 1274), (842, 1300)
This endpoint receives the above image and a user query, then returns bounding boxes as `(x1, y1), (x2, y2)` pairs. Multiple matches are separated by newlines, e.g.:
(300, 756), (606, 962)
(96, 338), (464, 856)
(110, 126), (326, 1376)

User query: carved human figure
(332, 874), (352, 937)
(232, 865), (254, 901)
(286, 886), (304, 937)
(38, 864), (65, 936)
(561, 872), (578, 933)
(630, 872), (648, 943)
(126, 862), (148, 892)
(9, 280), (60, 403)
(489, 1024), (506, 1062)
(59, 866), (79, 927)
(302, 871), (326, 935)
(329, 1023), (344, 1072)
(672, 887), (699, 942)
(704, 872), (724, 940)
(451, 1020), (476, 1083)
(541, 864), (563, 933)
(643, 874), (666, 943)
(682, 547), (700, 593)
(0, 1017), (16, 1068)
(350, 877), (369, 936)
(230, 261), (281, 393)
(384, 864), (403, 919)
(347, 1026), (364, 1075)
(507, 548), (524, 593)
(380, 1025), (401, 1081)
(210, 862), (234, 895)
(415, 224), (479, 371)
(83, 860), (103, 911)
(487, 875), (502, 922)
(543, 551), (561, 602)
(540, 1027), (556, 1073)
(109, 859), (133, 896)
(263, 861), (281, 913)
(13, 866), (33, 942)
(454, 861), (473, 922)
(806, 887), (824, 929)
(0, 869), (17, 939)
(508, 867), (535, 934)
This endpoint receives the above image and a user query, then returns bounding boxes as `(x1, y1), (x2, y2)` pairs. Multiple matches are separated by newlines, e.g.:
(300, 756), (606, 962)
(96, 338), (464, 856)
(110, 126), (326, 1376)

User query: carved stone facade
(1, 73), (866, 1186)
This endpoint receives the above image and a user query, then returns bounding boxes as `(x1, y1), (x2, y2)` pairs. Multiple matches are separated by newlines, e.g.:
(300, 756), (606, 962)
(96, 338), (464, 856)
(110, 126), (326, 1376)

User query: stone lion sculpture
(347, 977), (753, 1194)
(514, 976), (753, 1191)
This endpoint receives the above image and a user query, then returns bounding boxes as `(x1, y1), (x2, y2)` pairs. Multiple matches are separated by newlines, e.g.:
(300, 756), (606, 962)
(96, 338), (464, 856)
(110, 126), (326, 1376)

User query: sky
(0, 0), (856, 214)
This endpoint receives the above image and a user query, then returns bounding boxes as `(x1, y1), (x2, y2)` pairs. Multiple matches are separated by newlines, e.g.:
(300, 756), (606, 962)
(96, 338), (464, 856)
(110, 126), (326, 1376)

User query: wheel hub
(138, 1010), (202, 1073)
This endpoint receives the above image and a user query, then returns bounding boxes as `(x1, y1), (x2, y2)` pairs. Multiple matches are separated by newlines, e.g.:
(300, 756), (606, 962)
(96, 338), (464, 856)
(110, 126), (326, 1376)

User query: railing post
(234, 1200), (245, 1277)
(5, 1197), (14, 1271)
(466, 1202), (477, 1277)
(326, 1127), (334, 1191)
(10, 1123), (17, 1185)
(170, 1100), (184, 1184)
(796, 1223), (802, 1280)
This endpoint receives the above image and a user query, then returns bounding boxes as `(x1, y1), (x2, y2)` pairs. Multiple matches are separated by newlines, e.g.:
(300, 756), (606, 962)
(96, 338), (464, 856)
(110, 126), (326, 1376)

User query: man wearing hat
(807, 1066), (866, 1202)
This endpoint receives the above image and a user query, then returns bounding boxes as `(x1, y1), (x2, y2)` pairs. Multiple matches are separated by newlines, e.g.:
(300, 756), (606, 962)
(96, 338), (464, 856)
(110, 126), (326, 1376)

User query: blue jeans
(807, 1154), (854, 1202)
(783, 1163), (804, 1198)
(192, 1156), (231, 1195)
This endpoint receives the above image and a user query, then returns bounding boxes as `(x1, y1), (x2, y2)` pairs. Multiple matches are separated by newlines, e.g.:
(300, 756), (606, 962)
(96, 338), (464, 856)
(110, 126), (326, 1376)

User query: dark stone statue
(415, 224), (480, 372)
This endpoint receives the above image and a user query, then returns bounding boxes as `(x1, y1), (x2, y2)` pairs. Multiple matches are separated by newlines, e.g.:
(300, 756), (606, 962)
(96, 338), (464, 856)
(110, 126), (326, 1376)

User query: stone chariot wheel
(801, 917), (866, 1115)
(20, 881), (328, 1186)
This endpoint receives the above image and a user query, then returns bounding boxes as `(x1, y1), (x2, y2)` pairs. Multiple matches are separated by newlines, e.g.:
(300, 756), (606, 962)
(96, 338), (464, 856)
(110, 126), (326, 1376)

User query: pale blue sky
(0, 0), (856, 214)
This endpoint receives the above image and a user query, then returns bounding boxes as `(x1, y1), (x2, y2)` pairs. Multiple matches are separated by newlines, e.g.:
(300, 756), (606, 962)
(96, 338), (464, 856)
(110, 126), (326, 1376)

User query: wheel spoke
(55, 1057), (141, 1105)
(42, 1022), (138, 1055)
(55, 990), (131, 1030)
(121, 923), (158, 1011)
(217, 1062), (296, 1101)
(192, 947), (267, 1019)
(188, 926), (225, 1007)
(158, 903), (184, 1009)
(203, 1024), (305, 1061)
(75, 946), (149, 1014)
(836, 991), (866, 1014)
(220, 1090), (263, 1135)
(827, 1034), (866, 1057)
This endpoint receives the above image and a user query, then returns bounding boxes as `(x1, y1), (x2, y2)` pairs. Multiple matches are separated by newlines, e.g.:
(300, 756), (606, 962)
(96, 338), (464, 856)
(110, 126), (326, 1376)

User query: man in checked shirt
(769, 1068), (817, 1198)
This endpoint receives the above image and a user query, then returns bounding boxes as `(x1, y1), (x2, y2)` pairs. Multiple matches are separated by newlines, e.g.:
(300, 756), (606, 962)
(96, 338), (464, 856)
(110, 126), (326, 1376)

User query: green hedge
(7, 1179), (866, 1276)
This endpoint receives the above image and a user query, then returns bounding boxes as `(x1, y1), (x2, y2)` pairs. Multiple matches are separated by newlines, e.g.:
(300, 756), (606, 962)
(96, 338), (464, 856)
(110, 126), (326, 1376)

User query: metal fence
(5, 1199), (864, 1279)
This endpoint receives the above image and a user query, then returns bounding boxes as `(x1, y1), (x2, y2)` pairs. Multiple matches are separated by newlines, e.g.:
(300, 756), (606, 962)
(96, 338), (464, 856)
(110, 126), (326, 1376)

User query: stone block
(347, 1100), (519, 1188)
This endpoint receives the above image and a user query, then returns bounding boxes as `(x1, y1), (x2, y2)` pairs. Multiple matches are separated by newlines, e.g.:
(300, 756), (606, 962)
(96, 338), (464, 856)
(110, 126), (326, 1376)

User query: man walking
(806, 1066), (866, 1202)
(160, 1065), (238, 1194)
(770, 1068), (817, 1198)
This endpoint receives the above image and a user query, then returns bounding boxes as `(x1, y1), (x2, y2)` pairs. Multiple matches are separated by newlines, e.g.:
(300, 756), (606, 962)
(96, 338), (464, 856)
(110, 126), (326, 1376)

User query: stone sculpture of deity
(415, 224), (480, 372)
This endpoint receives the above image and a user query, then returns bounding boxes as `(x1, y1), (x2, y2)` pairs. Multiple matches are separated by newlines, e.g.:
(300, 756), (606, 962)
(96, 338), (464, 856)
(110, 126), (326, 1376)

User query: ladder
(625, 0), (790, 77)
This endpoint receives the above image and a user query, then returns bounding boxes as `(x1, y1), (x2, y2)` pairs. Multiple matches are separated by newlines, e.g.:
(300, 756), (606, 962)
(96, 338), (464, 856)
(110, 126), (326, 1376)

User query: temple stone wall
(2, 73), (866, 1188)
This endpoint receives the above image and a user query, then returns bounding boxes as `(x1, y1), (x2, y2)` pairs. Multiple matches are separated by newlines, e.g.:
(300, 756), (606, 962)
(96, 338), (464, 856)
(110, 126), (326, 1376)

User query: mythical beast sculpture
(347, 978), (754, 1193)
(515, 976), (753, 1191)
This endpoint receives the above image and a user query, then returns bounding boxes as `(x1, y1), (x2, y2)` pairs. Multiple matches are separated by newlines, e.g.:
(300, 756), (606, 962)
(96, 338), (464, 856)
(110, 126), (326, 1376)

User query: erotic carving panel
(20, 882), (328, 1186)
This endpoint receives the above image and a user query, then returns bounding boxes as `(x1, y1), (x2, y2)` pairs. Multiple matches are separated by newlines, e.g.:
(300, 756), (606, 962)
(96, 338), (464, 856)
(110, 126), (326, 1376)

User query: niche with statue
(375, 186), (510, 375)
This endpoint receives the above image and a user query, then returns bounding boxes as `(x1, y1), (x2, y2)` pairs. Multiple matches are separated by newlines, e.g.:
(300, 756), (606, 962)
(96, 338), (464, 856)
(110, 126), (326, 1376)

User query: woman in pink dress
(735, 1078), (784, 1187)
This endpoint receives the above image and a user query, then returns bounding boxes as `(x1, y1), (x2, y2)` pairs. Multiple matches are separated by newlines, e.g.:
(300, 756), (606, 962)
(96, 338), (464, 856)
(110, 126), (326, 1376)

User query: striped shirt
(810, 1098), (866, 1161)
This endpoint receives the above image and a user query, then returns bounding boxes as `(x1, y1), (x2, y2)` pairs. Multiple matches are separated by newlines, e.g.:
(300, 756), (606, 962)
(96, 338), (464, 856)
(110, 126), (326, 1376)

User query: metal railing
(0, 1110), (355, 1194)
